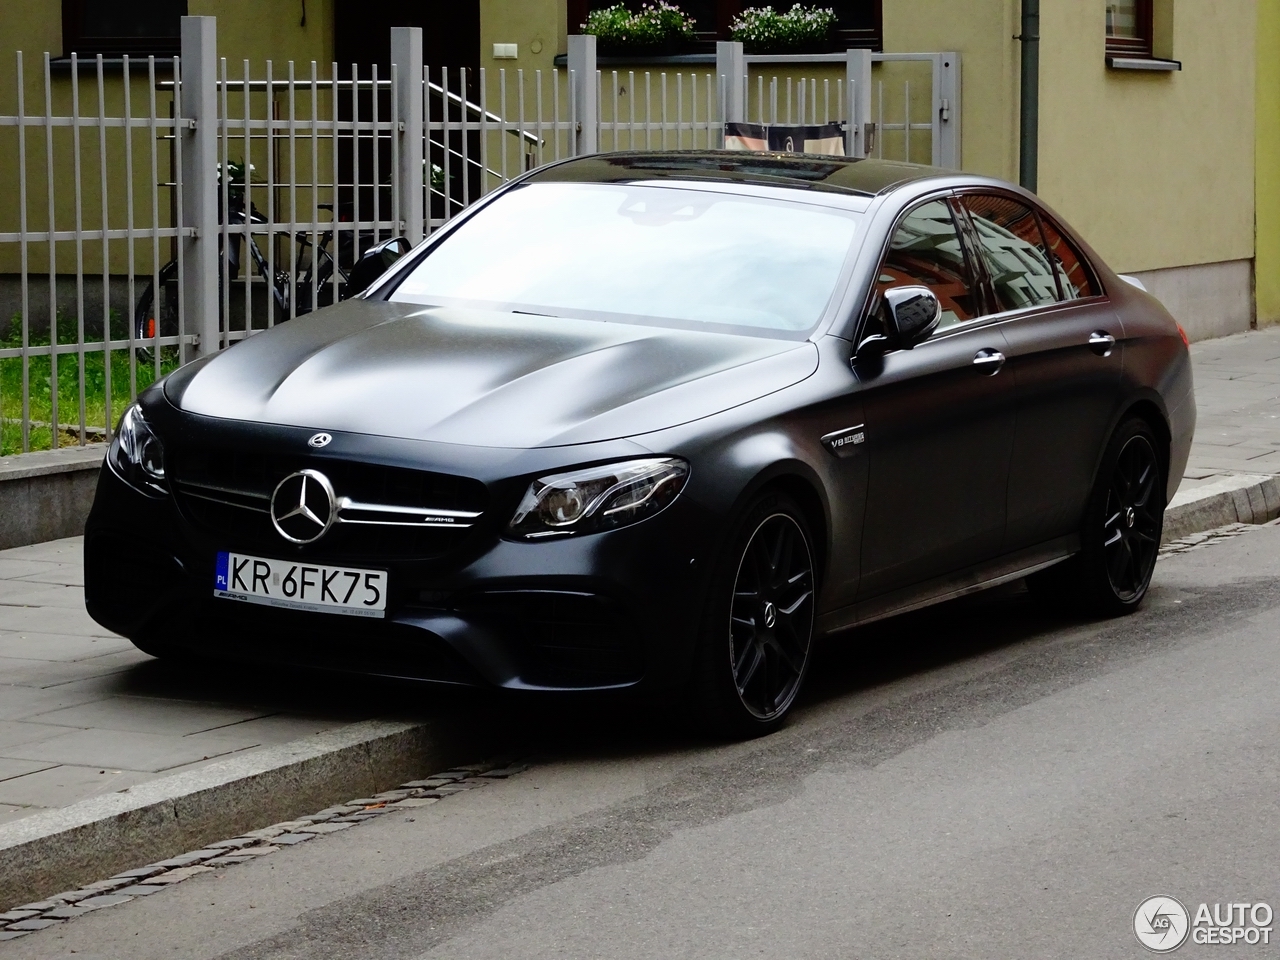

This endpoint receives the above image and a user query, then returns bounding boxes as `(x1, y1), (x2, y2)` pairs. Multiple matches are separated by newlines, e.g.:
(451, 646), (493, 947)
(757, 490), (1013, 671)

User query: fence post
(845, 48), (872, 158)
(567, 34), (597, 155)
(935, 52), (961, 168)
(391, 27), (425, 245)
(716, 41), (745, 130)
(180, 16), (219, 359)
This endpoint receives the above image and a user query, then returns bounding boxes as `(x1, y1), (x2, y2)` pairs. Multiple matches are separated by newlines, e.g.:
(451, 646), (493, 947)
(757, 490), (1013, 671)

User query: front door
(855, 198), (1016, 601)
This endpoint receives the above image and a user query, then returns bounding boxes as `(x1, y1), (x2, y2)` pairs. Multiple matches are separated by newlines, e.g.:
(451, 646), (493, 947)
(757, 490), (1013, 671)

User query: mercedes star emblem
(308, 432), (333, 448)
(270, 469), (337, 544)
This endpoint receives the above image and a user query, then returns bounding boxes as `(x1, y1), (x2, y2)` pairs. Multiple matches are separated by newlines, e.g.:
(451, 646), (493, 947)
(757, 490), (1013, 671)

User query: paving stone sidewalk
(1180, 325), (1280, 489)
(0, 325), (1276, 827)
(0, 536), (466, 829)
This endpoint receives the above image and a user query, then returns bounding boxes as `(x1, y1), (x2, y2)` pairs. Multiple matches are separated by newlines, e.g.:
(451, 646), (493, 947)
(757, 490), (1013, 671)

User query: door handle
(1089, 331), (1116, 357)
(972, 348), (1005, 375)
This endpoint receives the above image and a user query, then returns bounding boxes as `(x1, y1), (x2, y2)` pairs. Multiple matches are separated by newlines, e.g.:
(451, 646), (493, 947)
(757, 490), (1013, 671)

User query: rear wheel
(133, 260), (180, 363)
(693, 492), (816, 738)
(1029, 417), (1164, 616)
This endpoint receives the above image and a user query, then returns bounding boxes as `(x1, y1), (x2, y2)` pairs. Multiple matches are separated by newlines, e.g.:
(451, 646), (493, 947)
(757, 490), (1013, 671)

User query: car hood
(166, 301), (818, 448)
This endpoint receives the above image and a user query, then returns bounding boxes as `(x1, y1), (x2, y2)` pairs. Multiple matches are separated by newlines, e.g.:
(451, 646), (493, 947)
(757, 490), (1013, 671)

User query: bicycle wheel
(133, 261), (180, 364)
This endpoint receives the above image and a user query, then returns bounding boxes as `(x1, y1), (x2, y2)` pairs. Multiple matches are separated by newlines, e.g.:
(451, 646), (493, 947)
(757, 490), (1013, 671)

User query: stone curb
(0, 446), (106, 482)
(1162, 474), (1280, 544)
(0, 716), (499, 911)
(0, 447), (104, 550)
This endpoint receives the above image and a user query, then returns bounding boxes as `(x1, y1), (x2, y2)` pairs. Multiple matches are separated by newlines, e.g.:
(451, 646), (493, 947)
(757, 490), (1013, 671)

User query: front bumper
(85, 454), (716, 692)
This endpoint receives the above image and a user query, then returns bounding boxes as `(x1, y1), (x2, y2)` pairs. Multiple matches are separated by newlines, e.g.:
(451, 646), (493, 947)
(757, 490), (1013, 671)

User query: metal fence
(0, 17), (959, 456)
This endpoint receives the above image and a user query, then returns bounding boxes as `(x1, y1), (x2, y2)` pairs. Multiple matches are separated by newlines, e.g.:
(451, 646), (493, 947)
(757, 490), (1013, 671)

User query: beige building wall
(1037, 0), (1256, 276)
(884, 0), (1019, 180)
(888, 0), (1257, 338)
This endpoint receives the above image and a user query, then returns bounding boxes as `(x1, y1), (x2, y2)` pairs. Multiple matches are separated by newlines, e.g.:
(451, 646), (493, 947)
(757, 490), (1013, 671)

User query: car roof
(525, 151), (954, 198)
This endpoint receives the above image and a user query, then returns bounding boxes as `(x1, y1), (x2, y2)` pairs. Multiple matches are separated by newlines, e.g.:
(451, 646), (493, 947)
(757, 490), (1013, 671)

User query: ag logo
(1135, 896), (1190, 952)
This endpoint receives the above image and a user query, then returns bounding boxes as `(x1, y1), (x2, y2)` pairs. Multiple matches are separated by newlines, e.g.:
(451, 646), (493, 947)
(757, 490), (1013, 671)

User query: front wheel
(692, 492), (817, 738)
(1030, 417), (1164, 616)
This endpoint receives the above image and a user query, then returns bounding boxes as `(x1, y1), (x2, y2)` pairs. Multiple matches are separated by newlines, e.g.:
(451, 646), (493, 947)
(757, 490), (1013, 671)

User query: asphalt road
(13, 524), (1280, 959)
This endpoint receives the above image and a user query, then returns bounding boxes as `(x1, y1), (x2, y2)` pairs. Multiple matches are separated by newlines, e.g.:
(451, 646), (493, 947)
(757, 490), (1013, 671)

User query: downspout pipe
(1019, 0), (1040, 192)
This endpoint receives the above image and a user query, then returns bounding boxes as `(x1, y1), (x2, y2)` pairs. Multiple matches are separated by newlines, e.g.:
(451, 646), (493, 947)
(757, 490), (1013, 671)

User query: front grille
(168, 444), (489, 560)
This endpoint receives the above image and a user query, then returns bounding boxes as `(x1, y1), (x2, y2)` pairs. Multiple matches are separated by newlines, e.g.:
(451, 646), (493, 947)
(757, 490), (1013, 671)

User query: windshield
(389, 182), (862, 337)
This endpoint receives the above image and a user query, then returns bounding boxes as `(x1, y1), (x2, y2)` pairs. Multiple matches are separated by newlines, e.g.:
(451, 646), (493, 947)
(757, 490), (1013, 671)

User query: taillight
(1177, 323), (1190, 348)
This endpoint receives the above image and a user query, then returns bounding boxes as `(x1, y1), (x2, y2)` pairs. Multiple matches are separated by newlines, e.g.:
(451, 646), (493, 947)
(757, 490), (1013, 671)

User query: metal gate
(0, 17), (959, 455)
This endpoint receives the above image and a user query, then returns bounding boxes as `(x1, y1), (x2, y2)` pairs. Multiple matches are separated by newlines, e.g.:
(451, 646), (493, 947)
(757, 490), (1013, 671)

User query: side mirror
(347, 236), (412, 296)
(883, 285), (941, 349)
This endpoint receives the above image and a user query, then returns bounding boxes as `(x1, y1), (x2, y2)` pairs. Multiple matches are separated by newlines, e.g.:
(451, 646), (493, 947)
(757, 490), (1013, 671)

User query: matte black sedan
(86, 153), (1195, 736)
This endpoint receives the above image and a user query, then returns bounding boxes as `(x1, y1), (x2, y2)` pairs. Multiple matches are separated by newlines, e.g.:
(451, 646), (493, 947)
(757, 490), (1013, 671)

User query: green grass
(0, 313), (182, 457)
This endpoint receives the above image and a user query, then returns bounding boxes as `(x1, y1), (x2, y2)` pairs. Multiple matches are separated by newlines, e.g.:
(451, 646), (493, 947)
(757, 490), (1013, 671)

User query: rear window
(389, 182), (861, 337)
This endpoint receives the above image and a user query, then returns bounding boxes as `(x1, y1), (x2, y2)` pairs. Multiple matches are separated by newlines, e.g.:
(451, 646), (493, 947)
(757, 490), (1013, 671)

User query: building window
(1105, 0), (1154, 58)
(62, 0), (187, 58)
(568, 1), (882, 52)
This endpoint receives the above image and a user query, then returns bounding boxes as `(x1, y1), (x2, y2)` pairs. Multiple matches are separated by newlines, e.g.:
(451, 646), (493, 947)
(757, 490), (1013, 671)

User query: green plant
(0, 311), (180, 456)
(217, 158), (255, 208)
(582, 2), (697, 55)
(729, 4), (838, 53)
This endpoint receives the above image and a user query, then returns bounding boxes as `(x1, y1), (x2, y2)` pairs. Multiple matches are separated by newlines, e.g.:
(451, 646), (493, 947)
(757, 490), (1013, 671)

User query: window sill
(1105, 55), (1181, 71)
(49, 56), (177, 74)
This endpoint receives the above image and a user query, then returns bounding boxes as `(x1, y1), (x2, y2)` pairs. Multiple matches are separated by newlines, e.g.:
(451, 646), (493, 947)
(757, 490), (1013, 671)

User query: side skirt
(816, 535), (1079, 636)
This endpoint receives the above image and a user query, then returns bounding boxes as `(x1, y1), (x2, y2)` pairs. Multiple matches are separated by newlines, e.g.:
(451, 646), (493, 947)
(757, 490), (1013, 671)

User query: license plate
(214, 551), (387, 619)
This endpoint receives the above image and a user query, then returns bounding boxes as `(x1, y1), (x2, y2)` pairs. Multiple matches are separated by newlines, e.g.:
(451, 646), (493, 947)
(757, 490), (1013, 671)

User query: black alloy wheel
(696, 493), (816, 737)
(1101, 432), (1161, 602)
(1029, 417), (1164, 617)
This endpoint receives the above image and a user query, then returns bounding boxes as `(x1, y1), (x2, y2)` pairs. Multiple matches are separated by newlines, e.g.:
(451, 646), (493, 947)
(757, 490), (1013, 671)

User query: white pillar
(567, 34), (597, 155)
(845, 48), (872, 158)
(716, 41), (745, 127)
(179, 16), (219, 357)
(391, 27), (425, 245)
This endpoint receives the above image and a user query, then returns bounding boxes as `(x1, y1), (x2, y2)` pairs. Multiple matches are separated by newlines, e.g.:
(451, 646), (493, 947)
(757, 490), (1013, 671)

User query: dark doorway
(334, 0), (480, 83)
(333, 1), (481, 246)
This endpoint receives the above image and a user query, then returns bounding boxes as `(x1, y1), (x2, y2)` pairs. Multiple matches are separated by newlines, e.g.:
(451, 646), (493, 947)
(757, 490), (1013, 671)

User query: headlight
(507, 457), (689, 540)
(108, 403), (167, 496)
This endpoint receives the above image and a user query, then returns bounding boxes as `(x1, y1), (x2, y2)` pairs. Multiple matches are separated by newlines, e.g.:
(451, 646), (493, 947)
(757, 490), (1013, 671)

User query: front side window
(391, 182), (862, 337)
(961, 194), (1060, 313)
(1106, 0), (1153, 57)
(873, 199), (979, 332)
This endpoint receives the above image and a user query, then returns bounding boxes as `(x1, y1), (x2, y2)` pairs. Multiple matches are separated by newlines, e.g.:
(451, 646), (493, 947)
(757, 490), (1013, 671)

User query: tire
(692, 492), (817, 739)
(133, 260), (180, 363)
(1028, 417), (1164, 617)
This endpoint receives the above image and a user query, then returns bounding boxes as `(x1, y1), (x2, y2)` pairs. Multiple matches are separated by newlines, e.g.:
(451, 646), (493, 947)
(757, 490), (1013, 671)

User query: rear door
(956, 191), (1122, 551)
(854, 197), (1016, 600)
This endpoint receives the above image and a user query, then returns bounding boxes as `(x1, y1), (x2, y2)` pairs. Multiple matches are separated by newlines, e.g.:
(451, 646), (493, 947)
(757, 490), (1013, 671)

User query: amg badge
(821, 425), (865, 458)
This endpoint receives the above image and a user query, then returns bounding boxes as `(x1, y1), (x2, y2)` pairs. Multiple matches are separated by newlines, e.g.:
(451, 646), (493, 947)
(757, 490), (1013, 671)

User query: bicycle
(134, 196), (349, 360)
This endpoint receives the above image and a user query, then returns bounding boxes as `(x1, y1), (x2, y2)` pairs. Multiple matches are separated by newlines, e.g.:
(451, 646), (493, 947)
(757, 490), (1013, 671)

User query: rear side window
(960, 194), (1060, 312)
(875, 199), (980, 331)
(1037, 215), (1099, 300)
